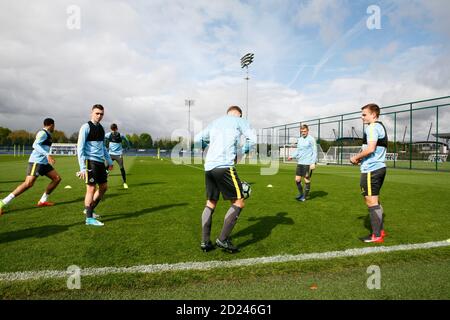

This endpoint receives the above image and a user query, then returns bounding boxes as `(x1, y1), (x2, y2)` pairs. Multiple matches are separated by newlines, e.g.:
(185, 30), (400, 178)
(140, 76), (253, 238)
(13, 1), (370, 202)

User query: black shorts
(360, 167), (386, 196)
(205, 167), (243, 201)
(110, 154), (124, 169)
(296, 164), (313, 178)
(27, 163), (54, 177)
(85, 160), (108, 185)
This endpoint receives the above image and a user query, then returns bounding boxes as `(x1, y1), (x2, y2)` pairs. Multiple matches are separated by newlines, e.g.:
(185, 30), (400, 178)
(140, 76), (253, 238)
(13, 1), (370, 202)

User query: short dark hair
(92, 104), (104, 111)
(43, 118), (54, 126)
(300, 124), (309, 130)
(362, 103), (380, 117)
(111, 123), (118, 130)
(227, 106), (243, 116)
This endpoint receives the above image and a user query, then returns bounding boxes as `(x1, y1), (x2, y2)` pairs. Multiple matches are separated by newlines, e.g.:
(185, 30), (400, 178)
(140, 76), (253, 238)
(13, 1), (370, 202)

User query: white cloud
(294, 0), (350, 45)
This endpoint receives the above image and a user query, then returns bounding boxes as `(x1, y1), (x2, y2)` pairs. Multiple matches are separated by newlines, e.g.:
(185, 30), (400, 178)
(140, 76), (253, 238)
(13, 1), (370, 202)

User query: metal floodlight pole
(240, 53), (254, 120)
(185, 99), (195, 141)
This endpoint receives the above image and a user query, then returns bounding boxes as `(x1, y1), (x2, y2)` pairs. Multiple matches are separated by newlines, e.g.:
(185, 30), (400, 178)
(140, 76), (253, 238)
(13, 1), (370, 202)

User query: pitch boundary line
(1, 240), (449, 282)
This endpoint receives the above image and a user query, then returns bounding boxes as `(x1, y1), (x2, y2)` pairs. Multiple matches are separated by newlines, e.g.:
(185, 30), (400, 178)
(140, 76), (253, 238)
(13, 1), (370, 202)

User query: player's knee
(234, 199), (245, 208)
(295, 177), (301, 183)
(54, 175), (62, 183)
(365, 197), (378, 207)
(24, 180), (34, 189)
(206, 200), (217, 209)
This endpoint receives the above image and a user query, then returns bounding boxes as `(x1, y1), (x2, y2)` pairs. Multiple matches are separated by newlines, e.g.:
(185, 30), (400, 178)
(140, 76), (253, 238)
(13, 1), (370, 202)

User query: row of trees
(0, 126), (179, 149)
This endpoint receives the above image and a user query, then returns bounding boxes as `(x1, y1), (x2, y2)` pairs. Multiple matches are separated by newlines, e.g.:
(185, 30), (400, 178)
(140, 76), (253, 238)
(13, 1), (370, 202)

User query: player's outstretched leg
(0, 176), (37, 214)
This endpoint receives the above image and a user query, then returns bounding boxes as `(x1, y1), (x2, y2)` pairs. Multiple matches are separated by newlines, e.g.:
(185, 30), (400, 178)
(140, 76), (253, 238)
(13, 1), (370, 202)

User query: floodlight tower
(185, 99), (195, 140)
(240, 53), (254, 120)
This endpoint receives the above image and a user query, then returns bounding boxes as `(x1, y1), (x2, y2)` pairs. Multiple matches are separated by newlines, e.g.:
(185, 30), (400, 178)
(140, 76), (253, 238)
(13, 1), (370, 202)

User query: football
(241, 181), (252, 199)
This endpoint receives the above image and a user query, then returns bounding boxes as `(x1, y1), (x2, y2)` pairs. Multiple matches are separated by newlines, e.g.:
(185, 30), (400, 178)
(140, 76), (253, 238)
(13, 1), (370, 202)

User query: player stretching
(350, 103), (388, 243)
(0, 118), (61, 215)
(77, 104), (113, 226)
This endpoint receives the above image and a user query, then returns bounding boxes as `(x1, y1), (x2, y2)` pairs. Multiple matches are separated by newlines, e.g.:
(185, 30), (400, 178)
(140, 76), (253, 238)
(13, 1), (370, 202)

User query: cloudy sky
(0, 0), (449, 139)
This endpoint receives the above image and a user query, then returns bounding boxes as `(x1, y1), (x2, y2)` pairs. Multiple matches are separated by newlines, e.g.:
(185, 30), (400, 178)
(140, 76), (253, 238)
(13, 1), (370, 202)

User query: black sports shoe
(216, 238), (239, 253)
(200, 240), (215, 252)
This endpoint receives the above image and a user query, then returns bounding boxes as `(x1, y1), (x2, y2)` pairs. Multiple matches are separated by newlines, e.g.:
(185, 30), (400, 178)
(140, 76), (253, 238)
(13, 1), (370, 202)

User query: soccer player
(0, 118), (61, 215)
(105, 123), (130, 189)
(287, 124), (317, 201)
(350, 103), (388, 243)
(77, 104), (113, 226)
(194, 106), (256, 253)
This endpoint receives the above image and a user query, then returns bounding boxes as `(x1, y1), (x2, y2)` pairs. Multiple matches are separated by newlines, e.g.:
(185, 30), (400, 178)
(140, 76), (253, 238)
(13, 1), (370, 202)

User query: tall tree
(139, 133), (153, 149)
(7, 130), (34, 145)
(0, 127), (11, 145)
(52, 130), (68, 143)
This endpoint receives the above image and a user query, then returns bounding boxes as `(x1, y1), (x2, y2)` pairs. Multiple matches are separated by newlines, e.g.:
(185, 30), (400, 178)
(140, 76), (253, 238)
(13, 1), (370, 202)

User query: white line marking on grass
(1, 240), (449, 282)
(182, 163), (204, 171)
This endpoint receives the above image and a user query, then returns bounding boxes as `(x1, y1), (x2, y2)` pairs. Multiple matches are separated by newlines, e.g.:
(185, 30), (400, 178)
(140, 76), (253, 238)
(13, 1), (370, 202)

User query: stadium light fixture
(240, 53), (254, 120)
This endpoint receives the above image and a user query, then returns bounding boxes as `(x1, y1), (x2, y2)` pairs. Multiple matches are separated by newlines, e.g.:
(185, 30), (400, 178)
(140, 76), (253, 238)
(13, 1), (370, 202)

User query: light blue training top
(194, 115), (257, 171)
(104, 132), (130, 156)
(291, 135), (317, 165)
(360, 122), (387, 173)
(29, 129), (52, 164)
(77, 123), (113, 171)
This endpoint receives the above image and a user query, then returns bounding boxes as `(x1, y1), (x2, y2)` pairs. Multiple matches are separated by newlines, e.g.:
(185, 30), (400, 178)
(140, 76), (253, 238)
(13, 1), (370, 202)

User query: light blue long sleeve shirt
(29, 129), (51, 164)
(77, 123), (113, 171)
(105, 132), (130, 156)
(194, 115), (257, 171)
(291, 135), (317, 165)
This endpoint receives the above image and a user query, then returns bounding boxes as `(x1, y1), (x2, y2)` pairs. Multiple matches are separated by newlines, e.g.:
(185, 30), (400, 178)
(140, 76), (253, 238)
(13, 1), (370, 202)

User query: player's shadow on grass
(0, 180), (24, 184)
(102, 203), (188, 222)
(358, 214), (386, 233)
(307, 190), (328, 200)
(232, 212), (294, 249)
(358, 215), (371, 233)
(358, 213), (387, 234)
(54, 193), (125, 206)
(127, 182), (166, 187)
(0, 225), (74, 244)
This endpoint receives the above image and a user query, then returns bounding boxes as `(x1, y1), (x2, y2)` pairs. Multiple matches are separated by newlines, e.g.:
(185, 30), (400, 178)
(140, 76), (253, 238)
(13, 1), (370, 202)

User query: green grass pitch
(0, 155), (449, 299)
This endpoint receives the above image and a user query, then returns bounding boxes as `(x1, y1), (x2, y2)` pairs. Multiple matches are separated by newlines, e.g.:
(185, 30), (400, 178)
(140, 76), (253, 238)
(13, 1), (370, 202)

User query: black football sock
(120, 168), (127, 183)
(85, 206), (94, 218)
(296, 181), (303, 195)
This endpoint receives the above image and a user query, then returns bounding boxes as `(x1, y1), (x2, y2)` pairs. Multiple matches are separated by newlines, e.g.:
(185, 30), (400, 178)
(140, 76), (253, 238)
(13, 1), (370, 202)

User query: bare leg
(12, 176), (38, 197)
(44, 170), (62, 195)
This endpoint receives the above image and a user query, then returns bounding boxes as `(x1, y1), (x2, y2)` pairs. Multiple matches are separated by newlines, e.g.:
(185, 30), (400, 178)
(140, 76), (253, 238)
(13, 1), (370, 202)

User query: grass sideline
(0, 155), (449, 299)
